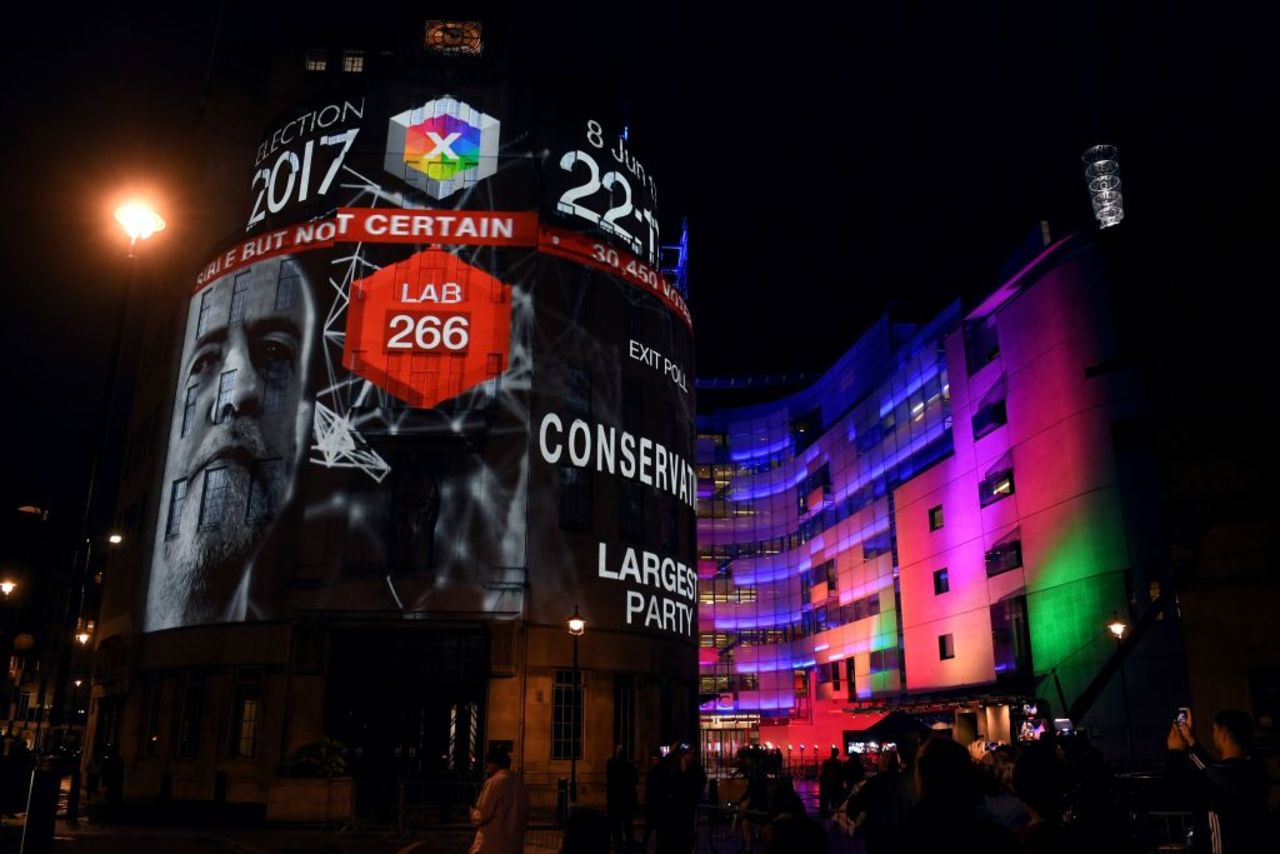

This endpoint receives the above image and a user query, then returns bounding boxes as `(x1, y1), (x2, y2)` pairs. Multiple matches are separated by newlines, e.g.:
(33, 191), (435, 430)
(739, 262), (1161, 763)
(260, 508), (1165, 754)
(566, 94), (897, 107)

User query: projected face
(146, 256), (315, 631)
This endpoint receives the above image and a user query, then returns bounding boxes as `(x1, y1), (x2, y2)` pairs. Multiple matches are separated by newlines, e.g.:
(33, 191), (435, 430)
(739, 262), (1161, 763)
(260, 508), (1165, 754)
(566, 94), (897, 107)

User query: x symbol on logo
(424, 131), (462, 160)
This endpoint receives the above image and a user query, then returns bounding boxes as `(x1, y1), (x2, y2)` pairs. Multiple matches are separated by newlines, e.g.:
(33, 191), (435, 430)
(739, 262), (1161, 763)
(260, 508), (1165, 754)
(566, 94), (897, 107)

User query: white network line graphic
(309, 152), (535, 485)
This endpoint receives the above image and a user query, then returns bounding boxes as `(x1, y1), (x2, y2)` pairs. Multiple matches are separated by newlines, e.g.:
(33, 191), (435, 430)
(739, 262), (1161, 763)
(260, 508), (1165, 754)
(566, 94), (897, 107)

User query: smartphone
(1176, 707), (1190, 726)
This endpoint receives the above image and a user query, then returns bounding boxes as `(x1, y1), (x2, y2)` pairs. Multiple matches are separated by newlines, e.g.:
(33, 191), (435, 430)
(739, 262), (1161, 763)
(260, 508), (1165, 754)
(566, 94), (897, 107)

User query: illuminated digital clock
(549, 119), (662, 267)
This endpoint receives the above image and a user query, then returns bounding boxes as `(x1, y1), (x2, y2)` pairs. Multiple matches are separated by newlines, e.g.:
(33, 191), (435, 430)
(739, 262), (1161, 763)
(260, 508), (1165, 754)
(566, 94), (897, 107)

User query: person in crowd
(1011, 741), (1077, 854)
(767, 774), (807, 820)
(839, 735), (919, 854)
(738, 747), (771, 851)
(641, 748), (665, 851)
(980, 746), (1030, 831)
(606, 745), (638, 853)
(470, 748), (528, 854)
(656, 746), (705, 854)
(1167, 708), (1270, 854)
(900, 736), (1017, 854)
(819, 746), (843, 817)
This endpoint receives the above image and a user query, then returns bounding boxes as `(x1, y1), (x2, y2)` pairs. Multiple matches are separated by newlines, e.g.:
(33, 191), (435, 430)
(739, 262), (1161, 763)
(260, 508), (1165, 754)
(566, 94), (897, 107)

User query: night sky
(2, 2), (1277, 530)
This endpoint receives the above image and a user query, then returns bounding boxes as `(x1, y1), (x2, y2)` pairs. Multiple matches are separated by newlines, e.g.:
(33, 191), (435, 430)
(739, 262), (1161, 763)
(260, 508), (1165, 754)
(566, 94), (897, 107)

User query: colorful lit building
(696, 233), (1185, 766)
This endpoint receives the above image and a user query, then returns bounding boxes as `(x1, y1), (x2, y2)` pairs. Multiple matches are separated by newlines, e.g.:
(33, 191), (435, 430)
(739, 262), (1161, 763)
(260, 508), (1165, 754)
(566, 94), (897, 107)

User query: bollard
(20, 758), (60, 854)
(556, 778), (569, 827)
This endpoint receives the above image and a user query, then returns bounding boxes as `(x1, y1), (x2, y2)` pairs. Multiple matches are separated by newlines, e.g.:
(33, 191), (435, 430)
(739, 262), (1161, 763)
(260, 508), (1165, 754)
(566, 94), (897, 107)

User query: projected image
(147, 256), (317, 630)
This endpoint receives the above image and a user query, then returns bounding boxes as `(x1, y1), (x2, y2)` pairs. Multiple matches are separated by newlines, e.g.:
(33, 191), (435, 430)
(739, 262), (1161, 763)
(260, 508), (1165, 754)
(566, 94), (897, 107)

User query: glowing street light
(108, 533), (124, 545)
(566, 605), (585, 802)
(1, 580), (15, 597)
(567, 606), (586, 637)
(114, 201), (166, 246)
(1107, 615), (1128, 640)
(76, 630), (91, 646)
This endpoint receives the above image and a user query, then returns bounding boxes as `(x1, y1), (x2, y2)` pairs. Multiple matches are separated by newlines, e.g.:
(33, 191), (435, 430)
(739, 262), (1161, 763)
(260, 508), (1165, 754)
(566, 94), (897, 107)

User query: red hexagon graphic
(343, 248), (512, 409)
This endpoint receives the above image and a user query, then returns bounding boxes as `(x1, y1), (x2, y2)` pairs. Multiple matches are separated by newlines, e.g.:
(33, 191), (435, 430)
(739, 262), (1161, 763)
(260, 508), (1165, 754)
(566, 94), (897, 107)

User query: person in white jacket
(471, 748), (528, 854)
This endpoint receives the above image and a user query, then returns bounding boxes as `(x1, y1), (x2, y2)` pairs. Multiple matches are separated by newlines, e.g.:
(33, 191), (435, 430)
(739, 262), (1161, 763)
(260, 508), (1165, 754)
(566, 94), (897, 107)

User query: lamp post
(46, 199), (162, 751)
(1108, 613), (1134, 766)
(567, 605), (585, 803)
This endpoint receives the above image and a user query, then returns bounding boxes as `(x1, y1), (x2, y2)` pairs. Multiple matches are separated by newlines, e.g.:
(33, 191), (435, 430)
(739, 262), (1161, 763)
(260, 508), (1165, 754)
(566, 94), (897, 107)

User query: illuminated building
(86, 15), (697, 812)
(696, 233), (1185, 765)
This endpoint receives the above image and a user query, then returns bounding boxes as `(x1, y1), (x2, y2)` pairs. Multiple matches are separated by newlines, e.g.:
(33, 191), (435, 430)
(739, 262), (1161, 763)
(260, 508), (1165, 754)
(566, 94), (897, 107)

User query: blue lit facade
(696, 306), (961, 726)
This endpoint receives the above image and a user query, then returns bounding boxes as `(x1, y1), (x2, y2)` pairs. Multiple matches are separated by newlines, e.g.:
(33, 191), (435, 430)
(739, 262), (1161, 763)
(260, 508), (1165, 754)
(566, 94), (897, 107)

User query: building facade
(87, 17), (697, 810)
(697, 235), (1185, 767)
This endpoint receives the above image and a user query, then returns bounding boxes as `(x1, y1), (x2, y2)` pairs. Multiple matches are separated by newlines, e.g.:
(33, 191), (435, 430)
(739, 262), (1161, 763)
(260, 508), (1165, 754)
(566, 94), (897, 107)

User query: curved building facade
(697, 235), (1184, 769)
(90, 24), (696, 808)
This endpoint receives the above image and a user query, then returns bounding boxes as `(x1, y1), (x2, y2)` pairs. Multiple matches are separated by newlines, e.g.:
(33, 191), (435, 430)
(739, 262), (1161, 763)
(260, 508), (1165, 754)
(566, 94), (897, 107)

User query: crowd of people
(468, 706), (1273, 853)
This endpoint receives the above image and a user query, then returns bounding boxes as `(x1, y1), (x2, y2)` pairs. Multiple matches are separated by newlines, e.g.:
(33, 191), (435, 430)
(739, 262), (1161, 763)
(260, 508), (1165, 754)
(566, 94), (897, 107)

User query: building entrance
(326, 628), (488, 780)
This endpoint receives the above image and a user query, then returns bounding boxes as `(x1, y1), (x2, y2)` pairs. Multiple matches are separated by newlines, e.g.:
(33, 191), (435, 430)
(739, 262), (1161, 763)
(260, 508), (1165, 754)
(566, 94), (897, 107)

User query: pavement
(2, 818), (563, 854)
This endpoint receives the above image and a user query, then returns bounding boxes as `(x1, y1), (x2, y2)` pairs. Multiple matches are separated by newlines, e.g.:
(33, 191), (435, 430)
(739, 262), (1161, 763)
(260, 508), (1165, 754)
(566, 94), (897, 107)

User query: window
(228, 272), (251, 323)
(180, 385), (198, 437)
(985, 530), (1023, 577)
(830, 661), (841, 691)
(199, 467), (230, 528)
(979, 459), (1015, 507)
(214, 370), (237, 423)
(247, 459), (283, 522)
(551, 669), (582, 760)
(972, 399), (1008, 440)
(661, 496), (680, 553)
(863, 531), (892, 560)
(559, 467), (592, 531)
(177, 671), (205, 758)
(565, 366), (591, 419)
(613, 675), (636, 760)
(964, 314), (1000, 373)
(275, 260), (301, 310)
(928, 504), (944, 531)
(342, 49), (364, 73)
(991, 597), (1031, 674)
(869, 647), (900, 673)
(305, 48), (327, 71)
(619, 481), (645, 541)
(262, 356), (291, 414)
(939, 634), (956, 660)
(933, 568), (950, 595)
(227, 667), (263, 758)
(196, 288), (214, 338)
(166, 478), (188, 538)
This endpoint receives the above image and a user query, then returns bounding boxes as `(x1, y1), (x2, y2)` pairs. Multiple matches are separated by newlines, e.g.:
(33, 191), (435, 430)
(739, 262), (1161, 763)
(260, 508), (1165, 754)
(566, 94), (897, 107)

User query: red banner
(537, 226), (693, 330)
(195, 211), (691, 331)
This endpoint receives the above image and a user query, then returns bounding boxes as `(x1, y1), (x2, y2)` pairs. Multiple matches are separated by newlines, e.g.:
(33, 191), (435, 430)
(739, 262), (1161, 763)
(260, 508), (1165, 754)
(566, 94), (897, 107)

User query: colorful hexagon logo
(384, 96), (500, 199)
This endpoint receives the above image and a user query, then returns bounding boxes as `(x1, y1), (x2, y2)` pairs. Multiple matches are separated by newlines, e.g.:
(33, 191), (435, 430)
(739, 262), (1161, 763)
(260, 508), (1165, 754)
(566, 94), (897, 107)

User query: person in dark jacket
(900, 737), (1017, 854)
(641, 749), (664, 851)
(1167, 708), (1270, 854)
(605, 745), (638, 853)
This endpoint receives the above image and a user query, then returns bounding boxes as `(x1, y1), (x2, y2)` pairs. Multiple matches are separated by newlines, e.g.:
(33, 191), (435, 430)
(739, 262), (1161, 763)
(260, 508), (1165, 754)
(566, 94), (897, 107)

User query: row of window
(166, 460), (282, 537)
(195, 263), (299, 339)
(699, 434), (956, 566)
(304, 48), (365, 73)
(141, 667), (262, 760)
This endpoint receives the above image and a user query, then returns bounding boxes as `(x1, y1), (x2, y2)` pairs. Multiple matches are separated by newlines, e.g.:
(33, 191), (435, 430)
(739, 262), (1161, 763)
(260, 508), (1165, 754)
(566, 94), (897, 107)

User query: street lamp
(566, 605), (585, 802)
(0, 580), (15, 597)
(113, 200), (166, 250)
(107, 533), (124, 545)
(1108, 612), (1134, 766)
